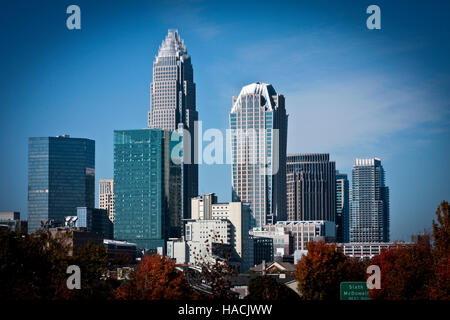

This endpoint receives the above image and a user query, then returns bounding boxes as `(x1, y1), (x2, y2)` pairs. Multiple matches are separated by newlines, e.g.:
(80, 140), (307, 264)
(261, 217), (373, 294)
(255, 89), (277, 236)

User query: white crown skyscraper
(148, 29), (198, 227)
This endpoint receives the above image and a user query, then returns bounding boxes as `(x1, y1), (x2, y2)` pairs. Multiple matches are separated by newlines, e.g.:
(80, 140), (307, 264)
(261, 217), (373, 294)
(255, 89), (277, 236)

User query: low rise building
(264, 221), (335, 251)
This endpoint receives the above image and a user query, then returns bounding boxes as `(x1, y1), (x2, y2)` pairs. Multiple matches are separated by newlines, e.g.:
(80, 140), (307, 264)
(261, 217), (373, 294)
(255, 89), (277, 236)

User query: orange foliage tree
(294, 241), (367, 300)
(115, 254), (192, 300)
(369, 239), (433, 300)
(429, 201), (450, 299)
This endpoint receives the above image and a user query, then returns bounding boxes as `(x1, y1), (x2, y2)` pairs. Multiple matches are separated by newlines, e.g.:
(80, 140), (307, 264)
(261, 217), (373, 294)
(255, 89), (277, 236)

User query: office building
(0, 211), (27, 233)
(264, 221), (336, 251)
(252, 237), (274, 266)
(286, 153), (336, 222)
(28, 135), (95, 233)
(230, 82), (288, 228)
(250, 228), (292, 259)
(76, 207), (113, 239)
(337, 242), (411, 259)
(350, 158), (390, 243)
(99, 179), (114, 222)
(148, 29), (198, 222)
(113, 129), (167, 251)
(336, 171), (349, 243)
(189, 194), (253, 271)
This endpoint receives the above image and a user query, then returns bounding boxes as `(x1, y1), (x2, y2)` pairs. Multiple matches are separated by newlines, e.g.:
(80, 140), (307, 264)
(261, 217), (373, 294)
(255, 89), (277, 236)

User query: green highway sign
(340, 282), (370, 300)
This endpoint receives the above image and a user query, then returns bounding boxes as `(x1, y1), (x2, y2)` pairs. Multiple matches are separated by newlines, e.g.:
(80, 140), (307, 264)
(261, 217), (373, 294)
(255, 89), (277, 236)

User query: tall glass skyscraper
(350, 158), (390, 243)
(114, 129), (167, 250)
(286, 154), (336, 222)
(114, 129), (183, 249)
(148, 29), (198, 221)
(28, 135), (95, 233)
(336, 171), (349, 243)
(230, 82), (288, 228)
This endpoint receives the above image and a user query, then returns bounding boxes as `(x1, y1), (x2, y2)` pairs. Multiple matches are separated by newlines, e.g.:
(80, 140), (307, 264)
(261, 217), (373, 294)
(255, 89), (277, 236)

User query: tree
(428, 201), (450, 300)
(369, 238), (434, 300)
(115, 254), (192, 300)
(246, 276), (300, 300)
(62, 241), (118, 300)
(432, 201), (449, 261)
(294, 241), (367, 300)
(0, 230), (70, 299)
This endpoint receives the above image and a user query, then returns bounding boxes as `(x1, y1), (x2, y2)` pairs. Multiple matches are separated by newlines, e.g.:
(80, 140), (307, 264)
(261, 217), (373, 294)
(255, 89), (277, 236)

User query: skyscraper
(336, 171), (349, 243)
(350, 158), (390, 243)
(99, 179), (114, 222)
(286, 154), (336, 222)
(148, 29), (198, 221)
(230, 82), (288, 228)
(113, 129), (167, 251)
(28, 135), (95, 233)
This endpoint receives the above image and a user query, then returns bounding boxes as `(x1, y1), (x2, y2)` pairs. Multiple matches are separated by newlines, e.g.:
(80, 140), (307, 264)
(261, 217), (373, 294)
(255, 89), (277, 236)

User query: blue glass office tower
(336, 171), (349, 243)
(28, 135), (95, 233)
(114, 129), (172, 251)
(230, 82), (288, 228)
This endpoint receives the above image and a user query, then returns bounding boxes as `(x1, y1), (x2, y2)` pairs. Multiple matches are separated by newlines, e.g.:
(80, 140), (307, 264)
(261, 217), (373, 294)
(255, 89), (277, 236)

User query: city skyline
(1, 1), (449, 241)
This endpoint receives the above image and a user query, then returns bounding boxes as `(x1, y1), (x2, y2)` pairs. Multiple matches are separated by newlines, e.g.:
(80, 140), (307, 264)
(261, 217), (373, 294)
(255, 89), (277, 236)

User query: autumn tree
(294, 241), (367, 300)
(115, 254), (192, 300)
(429, 201), (450, 300)
(0, 230), (70, 299)
(61, 241), (119, 300)
(369, 238), (434, 300)
(246, 276), (300, 300)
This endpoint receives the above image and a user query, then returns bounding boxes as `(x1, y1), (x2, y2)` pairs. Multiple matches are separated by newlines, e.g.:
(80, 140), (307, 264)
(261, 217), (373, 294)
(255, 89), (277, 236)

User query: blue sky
(0, 0), (449, 241)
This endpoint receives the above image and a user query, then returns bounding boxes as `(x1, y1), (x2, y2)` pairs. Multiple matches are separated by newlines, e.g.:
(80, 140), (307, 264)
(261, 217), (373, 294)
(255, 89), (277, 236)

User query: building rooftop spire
(157, 29), (187, 58)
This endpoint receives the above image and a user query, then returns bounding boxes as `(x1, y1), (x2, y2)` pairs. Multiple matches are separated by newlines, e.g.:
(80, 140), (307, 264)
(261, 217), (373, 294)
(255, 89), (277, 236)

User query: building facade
(76, 207), (113, 239)
(336, 171), (349, 243)
(230, 82), (288, 228)
(148, 29), (198, 222)
(28, 136), (95, 233)
(286, 154), (336, 222)
(250, 228), (293, 258)
(350, 158), (390, 243)
(99, 179), (114, 222)
(189, 194), (253, 271)
(113, 129), (167, 251)
(264, 221), (336, 251)
(0, 212), (27, 233)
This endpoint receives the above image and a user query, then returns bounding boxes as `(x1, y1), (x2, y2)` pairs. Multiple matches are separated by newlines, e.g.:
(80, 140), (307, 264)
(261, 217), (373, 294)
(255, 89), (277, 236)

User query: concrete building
(103, 239), (138, 265)
(28, 135), (95, 233)
(0, 211), (27, 233)
(167, 238), (189, 264)
(264, 221), (336, 251)
(230, 82), (288, 227)
(148, 29), (198, 223)
(350, 158), (390, 243)
(286, 154), (336, 222)
(337, 242), (411, 259)
(190, 194), (253, 271)
(99, 179), (114, 222)
(250, 228), (292, 258)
